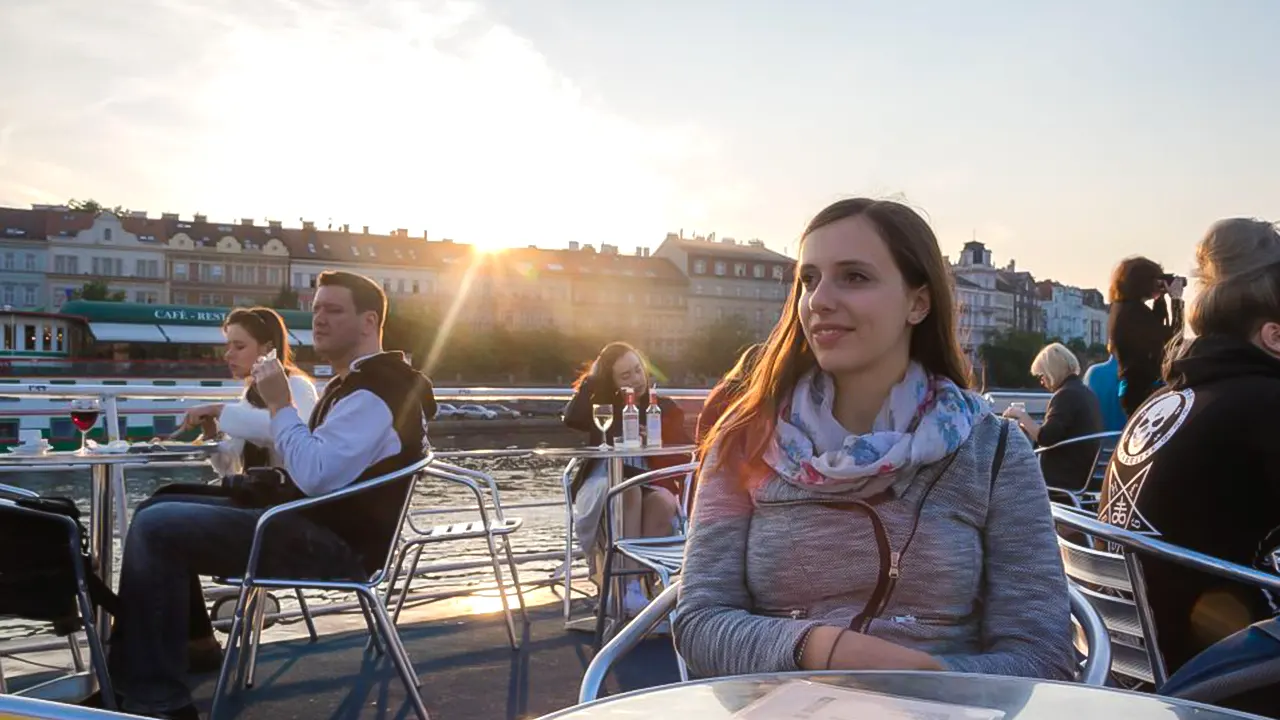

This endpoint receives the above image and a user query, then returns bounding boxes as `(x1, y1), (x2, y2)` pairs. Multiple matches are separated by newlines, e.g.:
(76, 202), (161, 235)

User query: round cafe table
(535, 672), (1269, 719)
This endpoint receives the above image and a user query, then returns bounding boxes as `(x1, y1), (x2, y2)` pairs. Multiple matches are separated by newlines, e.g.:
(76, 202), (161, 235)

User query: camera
(1159, 273), (1184, 287)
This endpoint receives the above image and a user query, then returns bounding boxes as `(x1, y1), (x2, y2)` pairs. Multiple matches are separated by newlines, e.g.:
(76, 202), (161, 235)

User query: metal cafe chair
(579, 581), (681, 703)
(595, 462), (697, 681)
(382, 460), (528, 650)
(578, 582), (1112, 703)
(1034, 430), (1121, 510)
(0, 486), (115, 710)
(1051, 503), (1280, 689)
(209, 454), (436, 720)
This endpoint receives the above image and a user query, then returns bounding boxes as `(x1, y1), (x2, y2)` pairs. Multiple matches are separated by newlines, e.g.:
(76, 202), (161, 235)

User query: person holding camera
(1107, 256), (1185, 416)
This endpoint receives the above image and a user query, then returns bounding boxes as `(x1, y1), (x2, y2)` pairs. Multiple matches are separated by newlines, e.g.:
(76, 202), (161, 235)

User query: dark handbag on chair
(221, 466), (305, 509)
(0, 493), (120, 631)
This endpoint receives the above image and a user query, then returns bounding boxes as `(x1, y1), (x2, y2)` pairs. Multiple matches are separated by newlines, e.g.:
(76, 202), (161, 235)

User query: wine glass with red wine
(70, 398), (101, 455)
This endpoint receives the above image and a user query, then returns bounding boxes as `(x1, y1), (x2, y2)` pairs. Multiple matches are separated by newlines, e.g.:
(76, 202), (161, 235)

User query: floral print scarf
(764, 363), (987, 498)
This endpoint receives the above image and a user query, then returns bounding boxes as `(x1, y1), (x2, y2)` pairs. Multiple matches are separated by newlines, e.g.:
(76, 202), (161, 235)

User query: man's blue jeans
(106, 495), (363, 714)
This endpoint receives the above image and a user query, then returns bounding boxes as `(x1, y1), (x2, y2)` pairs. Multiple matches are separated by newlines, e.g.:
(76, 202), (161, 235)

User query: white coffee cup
(19, 429), (45, 447)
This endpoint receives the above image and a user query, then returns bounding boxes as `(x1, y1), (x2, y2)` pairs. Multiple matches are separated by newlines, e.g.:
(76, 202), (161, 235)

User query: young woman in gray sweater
(675, 198), (1075, 680)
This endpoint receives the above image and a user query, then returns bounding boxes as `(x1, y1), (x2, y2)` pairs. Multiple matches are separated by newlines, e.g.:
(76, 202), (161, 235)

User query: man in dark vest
(104, 270), (435, 719)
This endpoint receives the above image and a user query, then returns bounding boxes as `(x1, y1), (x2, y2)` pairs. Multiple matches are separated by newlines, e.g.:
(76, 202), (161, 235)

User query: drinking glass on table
(70, 398), (102, 455)
(592, 404), (614, 449)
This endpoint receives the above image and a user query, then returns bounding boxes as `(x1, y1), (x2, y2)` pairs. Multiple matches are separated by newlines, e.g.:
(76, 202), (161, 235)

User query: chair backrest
(1055, 516), (1159, 685)
(579, 580), (681, 704)
(1051, 504), (1280, 689)
(604, 462), (699, 537)
(1035, 431), (1122, 496)
(1068, 580), (1113, 686)
(369, 453), (435, 582)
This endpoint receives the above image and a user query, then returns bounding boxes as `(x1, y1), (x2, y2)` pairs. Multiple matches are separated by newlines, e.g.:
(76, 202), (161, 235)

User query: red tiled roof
(0, 207), (49, 240)
(279, 227), (443, 268)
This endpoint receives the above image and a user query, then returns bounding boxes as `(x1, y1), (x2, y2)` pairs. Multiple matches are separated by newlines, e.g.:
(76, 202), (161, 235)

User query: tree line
(978, 329), (1108, 389)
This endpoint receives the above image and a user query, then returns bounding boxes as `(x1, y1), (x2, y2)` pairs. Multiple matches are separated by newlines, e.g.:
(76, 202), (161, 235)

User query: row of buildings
(0, 205), (1109, 363)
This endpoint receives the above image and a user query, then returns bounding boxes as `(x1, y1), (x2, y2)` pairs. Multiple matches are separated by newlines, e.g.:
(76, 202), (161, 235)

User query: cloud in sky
(0, 0), (722, 250)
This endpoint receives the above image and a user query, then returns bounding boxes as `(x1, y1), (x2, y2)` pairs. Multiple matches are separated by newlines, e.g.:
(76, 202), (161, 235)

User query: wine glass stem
(80, 430), (87, 454)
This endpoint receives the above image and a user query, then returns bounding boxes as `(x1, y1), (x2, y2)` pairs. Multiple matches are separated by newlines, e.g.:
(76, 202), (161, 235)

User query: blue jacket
(1083, 355), (1126, 431)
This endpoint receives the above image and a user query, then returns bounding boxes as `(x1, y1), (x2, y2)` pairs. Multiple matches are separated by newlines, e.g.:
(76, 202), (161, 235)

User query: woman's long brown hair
(224, 307), (303, 409)
(697, 198), (971, 485)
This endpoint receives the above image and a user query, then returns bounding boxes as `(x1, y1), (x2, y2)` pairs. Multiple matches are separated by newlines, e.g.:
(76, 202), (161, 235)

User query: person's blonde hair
(1031, 342), (1081, 390)
(1165, 218), (1280, 376)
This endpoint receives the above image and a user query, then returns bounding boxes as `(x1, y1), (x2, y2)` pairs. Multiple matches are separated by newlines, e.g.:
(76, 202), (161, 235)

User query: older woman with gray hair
(1003, 343), (1102, 490)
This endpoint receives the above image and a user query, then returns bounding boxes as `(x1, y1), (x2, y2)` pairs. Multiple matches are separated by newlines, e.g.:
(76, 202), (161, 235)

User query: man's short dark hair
(317, 270), (387, 329)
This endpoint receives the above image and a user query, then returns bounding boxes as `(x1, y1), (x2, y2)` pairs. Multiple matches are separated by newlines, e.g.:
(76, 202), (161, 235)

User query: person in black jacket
(1003, 342), (1103, 492)
(1099, 218), (1280, 689)
(105, 271), (434, 719)
(1108, 256), (1185, 416)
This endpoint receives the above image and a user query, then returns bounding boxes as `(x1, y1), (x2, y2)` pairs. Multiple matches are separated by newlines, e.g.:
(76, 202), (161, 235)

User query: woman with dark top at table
(136, 307), (318, 672)
(1099, 218), (1280, 680)
(562, 341), (691, 613)
(675, 198), (1074, 680)
(1002, 342), (1103, 492)
(1109, 256), (1185, 416)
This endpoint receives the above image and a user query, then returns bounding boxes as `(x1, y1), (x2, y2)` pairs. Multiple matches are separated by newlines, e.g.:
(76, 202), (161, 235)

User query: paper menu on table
(731, 680), (1005, 720)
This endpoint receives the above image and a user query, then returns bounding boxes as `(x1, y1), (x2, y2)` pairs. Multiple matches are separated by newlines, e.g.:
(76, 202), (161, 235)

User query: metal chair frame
(1051, 503), (1280, 689)
(1034, 430), (1121, 509)
(381, 461), (528, 650)
(579, 581), (681, 704)
(0, 484), (114, 710)
(208, 453), (435, 720)
(595, 462), (697, 682)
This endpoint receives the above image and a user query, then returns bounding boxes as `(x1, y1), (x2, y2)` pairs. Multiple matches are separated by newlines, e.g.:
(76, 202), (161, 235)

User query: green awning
(60, 300), (312, 330)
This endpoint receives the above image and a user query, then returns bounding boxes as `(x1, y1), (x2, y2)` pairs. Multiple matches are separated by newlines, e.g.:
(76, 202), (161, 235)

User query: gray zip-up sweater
(674, 413), (1075, 680)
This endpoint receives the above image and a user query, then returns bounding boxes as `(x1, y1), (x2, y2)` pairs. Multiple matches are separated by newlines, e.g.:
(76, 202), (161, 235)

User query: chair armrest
(578, 580), (681, 704)
(1069, 584), (1111, 686)
(1035, 431), (1123, 455)
(605, 462), (698, 499)
(0, 482), (39, 498)
(244, 452), (435, 580)
(402, 465), (493, 535)
(433, 460), (510, 520)
(1051, 505), (1280, 593)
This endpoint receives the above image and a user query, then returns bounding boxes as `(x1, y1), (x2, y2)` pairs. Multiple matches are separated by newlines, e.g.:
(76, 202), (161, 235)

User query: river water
(1, 428), (584, 642)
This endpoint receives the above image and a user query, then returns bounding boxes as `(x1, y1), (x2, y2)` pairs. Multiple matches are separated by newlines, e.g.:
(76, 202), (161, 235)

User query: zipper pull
(891, 614), (916, 624)
(789, 609), (803, 620)
(888, 551), (901, 579)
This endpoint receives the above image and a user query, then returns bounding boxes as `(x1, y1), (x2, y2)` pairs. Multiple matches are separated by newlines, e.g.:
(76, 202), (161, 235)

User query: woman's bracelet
(794, 627), (815, 667)
(824, 629), (848, 670)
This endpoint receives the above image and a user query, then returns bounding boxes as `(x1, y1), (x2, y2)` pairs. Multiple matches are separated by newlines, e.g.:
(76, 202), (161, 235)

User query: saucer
(7, 443), (50, 456)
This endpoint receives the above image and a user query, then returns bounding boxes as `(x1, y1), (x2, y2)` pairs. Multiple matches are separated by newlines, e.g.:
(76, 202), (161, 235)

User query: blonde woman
(1003, 343), (1102, 490)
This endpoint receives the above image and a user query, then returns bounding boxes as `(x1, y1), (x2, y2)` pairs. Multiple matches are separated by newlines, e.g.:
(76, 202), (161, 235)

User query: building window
(733, 263), (746, 277)
(693, 259), (706, 274)
(412, 280), (420, 294)
(753, 264), (765, 278)
(2, 252), (12, 270)
(772, 265), (784, 280)
(103, 228), (113, 242)
(2, 285), (13, 304)
(714, 261), (726, 276)
(23, 286), (36, 306)
(24, 254), (35, 272)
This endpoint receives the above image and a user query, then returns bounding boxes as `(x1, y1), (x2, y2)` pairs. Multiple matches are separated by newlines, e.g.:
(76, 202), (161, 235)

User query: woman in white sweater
(181, 307), (319, 473)
(145, 307), (317, 673)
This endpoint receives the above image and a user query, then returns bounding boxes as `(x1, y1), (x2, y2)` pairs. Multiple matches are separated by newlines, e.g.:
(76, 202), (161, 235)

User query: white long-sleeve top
(211, 374), (319, 475)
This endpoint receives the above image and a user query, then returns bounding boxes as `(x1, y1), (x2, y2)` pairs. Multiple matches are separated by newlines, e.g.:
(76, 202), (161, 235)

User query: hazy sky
(1, 0), (1276, 292)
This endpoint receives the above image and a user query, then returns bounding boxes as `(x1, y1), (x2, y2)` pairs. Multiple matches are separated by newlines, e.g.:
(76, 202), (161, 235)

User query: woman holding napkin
(179, 307), (318, 474)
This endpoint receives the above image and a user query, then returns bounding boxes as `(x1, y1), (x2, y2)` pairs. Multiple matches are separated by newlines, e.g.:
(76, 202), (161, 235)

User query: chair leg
(482, 532), (519, 650)
(392, 543), (428, 626)
(210, 584), (253, 720)
(295, 589), (318, 643)
(67, 633), (85, 673)
(500, 534), (529, 621)
(593, 547), (615, 652)
(382, 541), (411, 613)
(244, 588), (268, 688)
(234, 589), (260, 690)
(359, 594), (385, 657)
(0, 654), (7, 694)
(563, 498), (575, 622)
(359, 587), (429, 720)
(76, 586), (115, 710)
